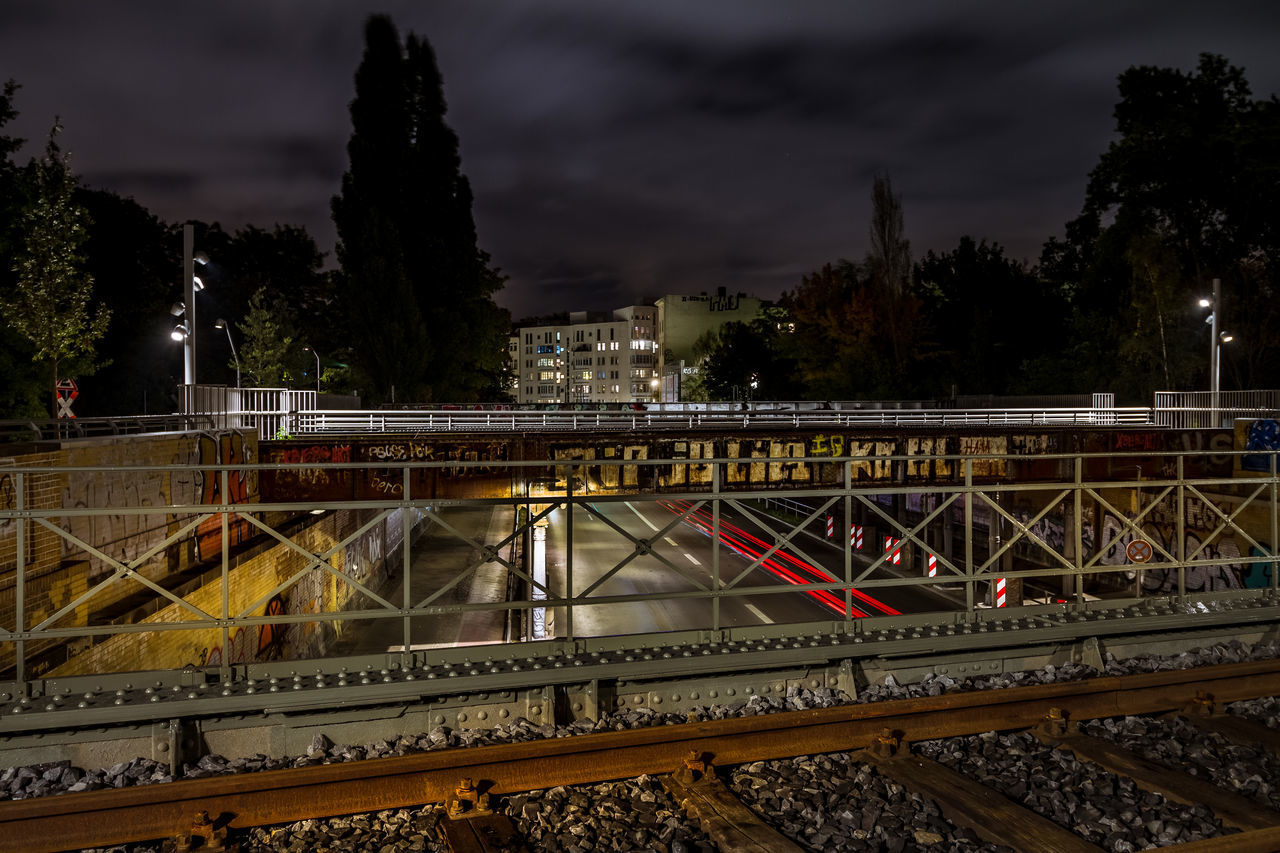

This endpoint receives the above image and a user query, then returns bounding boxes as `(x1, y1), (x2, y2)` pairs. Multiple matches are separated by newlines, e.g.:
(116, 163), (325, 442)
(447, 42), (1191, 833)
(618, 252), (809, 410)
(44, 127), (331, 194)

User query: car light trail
(660, 500), (900, 617)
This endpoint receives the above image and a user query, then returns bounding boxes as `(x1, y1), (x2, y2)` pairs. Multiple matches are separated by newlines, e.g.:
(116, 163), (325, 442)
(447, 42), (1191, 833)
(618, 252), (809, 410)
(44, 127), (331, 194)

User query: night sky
(4, 2), (1278, 320)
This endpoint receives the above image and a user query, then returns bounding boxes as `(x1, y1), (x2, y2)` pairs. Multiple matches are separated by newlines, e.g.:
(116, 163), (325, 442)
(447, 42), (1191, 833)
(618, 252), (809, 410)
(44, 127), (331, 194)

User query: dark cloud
(3, 1), (1279, 320)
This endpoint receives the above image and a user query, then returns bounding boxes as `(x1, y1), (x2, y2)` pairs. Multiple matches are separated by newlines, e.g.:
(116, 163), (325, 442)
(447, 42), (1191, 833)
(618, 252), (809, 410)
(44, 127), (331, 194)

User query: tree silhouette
(1, 122), (109, 416)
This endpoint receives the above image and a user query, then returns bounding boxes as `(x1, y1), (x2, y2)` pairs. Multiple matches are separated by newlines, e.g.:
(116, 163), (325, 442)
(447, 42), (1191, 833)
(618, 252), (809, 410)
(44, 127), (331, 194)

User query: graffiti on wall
(1243, 419), (1280, 473)
(63, 460), (171, 581)
(195, 432), (255, 562)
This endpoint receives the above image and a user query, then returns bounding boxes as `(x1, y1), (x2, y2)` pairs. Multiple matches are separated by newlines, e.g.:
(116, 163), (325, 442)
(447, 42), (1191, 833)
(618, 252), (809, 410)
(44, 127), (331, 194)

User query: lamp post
(1198, 278), (1234, 426)
(174, 224), (209, 412)
(303, 346), (320, 395)
(215, 319), (240, 388)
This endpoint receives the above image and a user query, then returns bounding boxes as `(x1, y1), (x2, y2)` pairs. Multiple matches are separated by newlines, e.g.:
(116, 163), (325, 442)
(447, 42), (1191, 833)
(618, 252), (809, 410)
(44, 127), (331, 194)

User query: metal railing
(2, 448), (1277, 697)
(1154, 390), (1280, 429)
(287, 406), (1153, 436)
(0, 415), (216, 443)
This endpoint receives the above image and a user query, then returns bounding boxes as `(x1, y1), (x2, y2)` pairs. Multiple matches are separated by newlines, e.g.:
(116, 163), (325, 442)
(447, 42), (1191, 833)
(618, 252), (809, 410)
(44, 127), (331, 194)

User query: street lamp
(174, 224), (209, 411)
(215, 318), (240, 388)
(303, 346), (320, 395)
(1198, 278), (1234, 425)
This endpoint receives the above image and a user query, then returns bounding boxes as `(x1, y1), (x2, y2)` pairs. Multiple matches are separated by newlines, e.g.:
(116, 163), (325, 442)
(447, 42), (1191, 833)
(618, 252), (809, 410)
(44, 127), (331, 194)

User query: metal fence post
(964, 459), (974, 615)
(1177, 454), (1186, 601)
(712, 459), (721, 632)
(401, 465), (412, 666)
(220, 468), (231, 684)
(15, 471), (25, 692)
(566, 472), (574, 642)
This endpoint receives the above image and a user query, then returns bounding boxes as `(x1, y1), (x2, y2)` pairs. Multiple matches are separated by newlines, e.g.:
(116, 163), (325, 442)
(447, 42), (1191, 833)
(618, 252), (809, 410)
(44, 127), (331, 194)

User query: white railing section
(1154, 390), (1280, 429)
(282, 406), (1152, 436)
(173, 386), (1279, 439)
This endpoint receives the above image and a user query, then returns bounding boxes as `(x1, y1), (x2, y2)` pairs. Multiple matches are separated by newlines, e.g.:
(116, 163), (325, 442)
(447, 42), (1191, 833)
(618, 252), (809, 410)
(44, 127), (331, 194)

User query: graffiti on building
(195, 432), (255, 562)
(1243, 419), (1280, 473)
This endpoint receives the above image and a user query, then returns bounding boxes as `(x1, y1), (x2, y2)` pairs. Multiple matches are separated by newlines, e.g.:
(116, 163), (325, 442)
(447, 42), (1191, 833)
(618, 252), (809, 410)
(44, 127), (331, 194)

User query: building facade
(655, 288), (764, 401)
(512, 306), (658, 405)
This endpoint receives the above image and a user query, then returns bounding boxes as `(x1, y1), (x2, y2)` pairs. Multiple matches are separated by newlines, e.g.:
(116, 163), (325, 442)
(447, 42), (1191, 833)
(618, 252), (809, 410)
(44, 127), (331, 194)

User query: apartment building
(512, 306), (658, 404)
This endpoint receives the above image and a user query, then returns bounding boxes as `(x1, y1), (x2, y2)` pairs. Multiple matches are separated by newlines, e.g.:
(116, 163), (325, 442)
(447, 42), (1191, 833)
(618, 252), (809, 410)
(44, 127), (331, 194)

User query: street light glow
(1198, 297), (1212, 308)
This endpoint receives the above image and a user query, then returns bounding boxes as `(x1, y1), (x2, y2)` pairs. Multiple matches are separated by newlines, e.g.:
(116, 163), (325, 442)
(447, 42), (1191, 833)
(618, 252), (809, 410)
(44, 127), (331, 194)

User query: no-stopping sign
(1126, 539), (1153, 563)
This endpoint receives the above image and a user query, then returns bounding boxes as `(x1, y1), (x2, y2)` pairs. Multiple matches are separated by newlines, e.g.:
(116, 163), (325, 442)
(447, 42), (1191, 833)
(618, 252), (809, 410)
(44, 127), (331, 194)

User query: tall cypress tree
(332, 15), (507, 404)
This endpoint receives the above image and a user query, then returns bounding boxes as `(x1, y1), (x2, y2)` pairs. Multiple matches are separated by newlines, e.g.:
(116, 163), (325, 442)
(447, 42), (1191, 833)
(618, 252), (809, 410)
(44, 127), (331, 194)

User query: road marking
(744, 603), (774, 624)
(665, 536), (680, 547)
(625, 501), (659, 531)
(684, 553), (701, 565)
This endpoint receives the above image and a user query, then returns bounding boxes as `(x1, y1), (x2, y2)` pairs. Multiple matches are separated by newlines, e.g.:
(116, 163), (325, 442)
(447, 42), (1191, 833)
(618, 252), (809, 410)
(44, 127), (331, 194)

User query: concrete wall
(50, 506), (415, 676)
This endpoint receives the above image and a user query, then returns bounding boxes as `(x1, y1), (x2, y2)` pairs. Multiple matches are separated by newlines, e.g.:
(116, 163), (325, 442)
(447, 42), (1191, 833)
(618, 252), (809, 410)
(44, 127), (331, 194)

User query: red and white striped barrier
(851, 524), (863, 549)
(995, 577), (1007, 607)
(927, 553), (937, 577)
(883, 535), (901, 565)
(826, 515), (834, 538)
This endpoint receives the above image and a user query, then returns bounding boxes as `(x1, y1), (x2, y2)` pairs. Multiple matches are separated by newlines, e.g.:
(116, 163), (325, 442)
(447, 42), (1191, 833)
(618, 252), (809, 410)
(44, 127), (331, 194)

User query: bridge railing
(0, 447), (1276, 709)
(287, 406), (1153, 435)
(1154, 390), (1280, 429)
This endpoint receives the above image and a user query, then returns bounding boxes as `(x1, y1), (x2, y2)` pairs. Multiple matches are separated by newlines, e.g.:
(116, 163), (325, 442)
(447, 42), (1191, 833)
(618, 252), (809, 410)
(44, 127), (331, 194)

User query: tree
(0, 122), (109, 416)
(71, 190), (180, 416)
(915, 237), (1065, 395)
(332, 15), (508, 404)
(1049, 53), (1280, 399)
(0, 79), (46, 418)
(694, 316), (802, 402)
(238, 288), (294, 387)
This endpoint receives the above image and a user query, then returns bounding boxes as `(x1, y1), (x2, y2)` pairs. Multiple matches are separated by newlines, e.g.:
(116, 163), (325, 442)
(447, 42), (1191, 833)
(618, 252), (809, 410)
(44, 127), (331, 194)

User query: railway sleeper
(659, 750), (804, 853)
(1032, 715), (1280, 833)
(854, 735), (1104, 853)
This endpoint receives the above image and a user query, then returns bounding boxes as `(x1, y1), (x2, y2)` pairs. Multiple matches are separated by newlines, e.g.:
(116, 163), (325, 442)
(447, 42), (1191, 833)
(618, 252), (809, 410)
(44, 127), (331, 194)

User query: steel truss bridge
(1, 447), (1278, 766)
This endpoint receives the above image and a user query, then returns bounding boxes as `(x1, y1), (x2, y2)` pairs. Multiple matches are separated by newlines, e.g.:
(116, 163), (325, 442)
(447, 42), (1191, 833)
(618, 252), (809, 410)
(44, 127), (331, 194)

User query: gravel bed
(18, 637), (1280, 851)
(915, 730), (1233, 850)
(1080, 714), (1280, 811)
(1229, 695), (1280, 728)
(239, 775), (717, 853)
(727, 752), (1010, 852)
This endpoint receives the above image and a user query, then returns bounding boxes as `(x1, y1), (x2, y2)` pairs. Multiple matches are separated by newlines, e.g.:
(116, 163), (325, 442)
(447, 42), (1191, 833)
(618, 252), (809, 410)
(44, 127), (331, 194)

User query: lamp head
(169, 301), (186, 317)
(193, 251), (210, 266)
(192, 275), (205, 292)
(214, 318), (228, 330)
(1220, 332), (1234, 343)
(1198, 297), (1212, 308)
(170, 323), (189, 341)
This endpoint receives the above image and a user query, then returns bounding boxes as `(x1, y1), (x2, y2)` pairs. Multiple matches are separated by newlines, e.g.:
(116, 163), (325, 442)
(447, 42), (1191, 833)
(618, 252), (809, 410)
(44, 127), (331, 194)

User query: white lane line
(665, 537), (680, 547)
(745, 603), (774, 624)
(684, 553), (701, 565)
(625, 501), (659, 531)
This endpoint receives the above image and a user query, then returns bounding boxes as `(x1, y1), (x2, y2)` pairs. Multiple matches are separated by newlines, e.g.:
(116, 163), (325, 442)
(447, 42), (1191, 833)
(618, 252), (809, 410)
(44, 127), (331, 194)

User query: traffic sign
(55, 379), (78, 419)
(1126, 539), (1153, 564)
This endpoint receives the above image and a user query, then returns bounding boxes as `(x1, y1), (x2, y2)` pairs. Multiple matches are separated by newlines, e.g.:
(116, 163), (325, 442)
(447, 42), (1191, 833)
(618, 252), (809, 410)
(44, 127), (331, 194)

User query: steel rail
(3, 658), (1280, 852)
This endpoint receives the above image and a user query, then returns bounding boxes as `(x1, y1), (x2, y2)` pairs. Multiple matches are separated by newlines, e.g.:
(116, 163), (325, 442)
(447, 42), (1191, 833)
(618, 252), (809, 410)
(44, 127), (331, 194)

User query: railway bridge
(0, 402), (1277, 778)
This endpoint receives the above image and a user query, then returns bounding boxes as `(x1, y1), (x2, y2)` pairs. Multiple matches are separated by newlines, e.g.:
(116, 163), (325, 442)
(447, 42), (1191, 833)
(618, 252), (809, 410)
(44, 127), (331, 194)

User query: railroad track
(5, 658), (1280, 852)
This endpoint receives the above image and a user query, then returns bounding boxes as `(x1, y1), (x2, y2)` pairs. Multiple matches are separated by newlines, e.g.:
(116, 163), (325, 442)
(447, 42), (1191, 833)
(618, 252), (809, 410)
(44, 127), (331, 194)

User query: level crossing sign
(55, 379), (78, 419)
